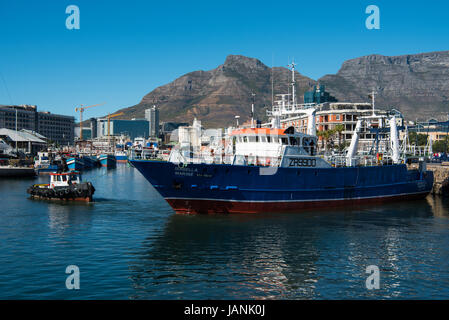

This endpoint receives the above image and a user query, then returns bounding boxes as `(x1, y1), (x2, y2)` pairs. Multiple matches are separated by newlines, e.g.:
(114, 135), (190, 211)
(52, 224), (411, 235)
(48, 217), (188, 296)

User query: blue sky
(0, 0), (448, 120)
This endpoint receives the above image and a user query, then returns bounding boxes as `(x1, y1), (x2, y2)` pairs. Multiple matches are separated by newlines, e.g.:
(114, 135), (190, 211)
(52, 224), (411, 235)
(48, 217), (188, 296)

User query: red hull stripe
(165, 192), (430, 214)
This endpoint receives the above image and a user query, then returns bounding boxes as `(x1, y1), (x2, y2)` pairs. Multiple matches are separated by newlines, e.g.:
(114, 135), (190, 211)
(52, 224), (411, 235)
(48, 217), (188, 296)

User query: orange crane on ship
(75, 103), (105, 140)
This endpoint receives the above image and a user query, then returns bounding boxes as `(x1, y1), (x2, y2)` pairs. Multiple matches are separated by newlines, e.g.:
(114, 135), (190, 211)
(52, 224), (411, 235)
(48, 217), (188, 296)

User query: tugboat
(27, 171), (95, 202)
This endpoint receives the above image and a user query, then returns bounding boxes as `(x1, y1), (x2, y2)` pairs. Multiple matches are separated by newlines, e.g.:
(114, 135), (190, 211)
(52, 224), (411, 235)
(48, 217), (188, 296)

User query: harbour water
(1, 164), (449, 299)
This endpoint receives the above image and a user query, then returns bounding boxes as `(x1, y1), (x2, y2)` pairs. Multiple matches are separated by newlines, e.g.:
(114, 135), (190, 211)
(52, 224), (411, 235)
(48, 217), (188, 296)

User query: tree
(408, 132), (429, 146)
(433, 139), (449, 153)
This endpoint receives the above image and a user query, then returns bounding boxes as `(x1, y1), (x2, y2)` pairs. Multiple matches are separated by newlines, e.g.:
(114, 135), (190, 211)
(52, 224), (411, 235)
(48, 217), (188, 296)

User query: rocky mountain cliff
(115, 51), (449, 127)
(319, 51), (449, 121)
(115, 55), (315, 127)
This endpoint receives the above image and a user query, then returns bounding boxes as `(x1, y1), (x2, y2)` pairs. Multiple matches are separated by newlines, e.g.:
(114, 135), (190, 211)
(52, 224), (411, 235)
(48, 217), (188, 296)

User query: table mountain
(115, 55), (315, 128)
(114, 51), (449, 127)
(319, 51), (449, 121)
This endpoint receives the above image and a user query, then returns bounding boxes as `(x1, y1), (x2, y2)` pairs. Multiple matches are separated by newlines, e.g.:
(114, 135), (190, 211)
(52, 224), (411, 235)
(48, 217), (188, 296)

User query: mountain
(115, 55), (315, 127)
(114, 51), (449, 127)
(318, 51), (449, 121)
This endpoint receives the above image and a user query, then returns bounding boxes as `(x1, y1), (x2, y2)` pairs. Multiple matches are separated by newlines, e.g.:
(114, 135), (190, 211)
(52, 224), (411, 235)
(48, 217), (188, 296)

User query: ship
(27, 171), (95, 202)
(98, 154), (117, 168)
(129, 63), (434, 214)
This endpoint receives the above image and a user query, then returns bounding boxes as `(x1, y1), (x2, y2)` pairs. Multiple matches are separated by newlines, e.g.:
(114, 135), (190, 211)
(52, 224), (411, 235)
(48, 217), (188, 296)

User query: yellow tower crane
(106, 112), (124, 137)
(106, 112), (124, 147)
(75, 103), (105, 140)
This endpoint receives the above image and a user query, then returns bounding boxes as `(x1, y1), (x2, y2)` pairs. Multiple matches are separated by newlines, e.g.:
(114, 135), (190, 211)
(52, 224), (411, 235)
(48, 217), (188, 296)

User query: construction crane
(75, 103), (105, 140)
(106, 112), (124, 146)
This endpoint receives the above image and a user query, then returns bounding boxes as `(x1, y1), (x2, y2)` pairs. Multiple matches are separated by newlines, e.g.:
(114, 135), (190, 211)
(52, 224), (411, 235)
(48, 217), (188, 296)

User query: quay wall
(408, 163), (449, 196)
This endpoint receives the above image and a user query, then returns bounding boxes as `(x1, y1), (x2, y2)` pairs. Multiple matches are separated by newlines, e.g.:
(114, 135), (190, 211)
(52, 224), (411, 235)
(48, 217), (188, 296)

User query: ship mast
(251, 92), (256, 128)
(370, 89), (376, 116)
(288, 61), (297, 108)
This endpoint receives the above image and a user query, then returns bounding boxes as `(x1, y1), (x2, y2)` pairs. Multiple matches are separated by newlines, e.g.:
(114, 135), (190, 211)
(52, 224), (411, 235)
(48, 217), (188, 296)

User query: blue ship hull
(130, 160), (434, 214)
(99, 154), (117, 168)
(35, 164), (59, 174)
(67, 158), (84, 171)
(115, 155), (128, 163)
(82, 156), (99, 169)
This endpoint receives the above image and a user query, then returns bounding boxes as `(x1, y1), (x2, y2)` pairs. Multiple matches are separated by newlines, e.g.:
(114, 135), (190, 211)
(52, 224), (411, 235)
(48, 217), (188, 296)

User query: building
(37, 112), (74, 146)
(97, 118), (150, 140)
(0, 105), (38, 132)
(145, 105), (160, 138)
(281, 102), (404, 149)
(160, 121), (189, 144)
(304, 84), (335, 104)
(0, 105), (75, 145)
(0, 128), (47, 154)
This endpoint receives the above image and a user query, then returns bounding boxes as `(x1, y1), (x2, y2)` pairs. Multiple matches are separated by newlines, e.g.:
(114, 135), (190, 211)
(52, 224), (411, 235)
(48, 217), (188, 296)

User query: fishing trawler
(129, 63), (434, 214)
(98, 154), (116, 168)
(34, 152), (60, 174)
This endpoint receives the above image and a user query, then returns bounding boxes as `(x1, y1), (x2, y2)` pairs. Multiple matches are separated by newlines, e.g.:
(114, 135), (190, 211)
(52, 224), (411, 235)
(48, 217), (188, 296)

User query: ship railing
(128, 148), (159, 160)
(326, 154), (394, 167)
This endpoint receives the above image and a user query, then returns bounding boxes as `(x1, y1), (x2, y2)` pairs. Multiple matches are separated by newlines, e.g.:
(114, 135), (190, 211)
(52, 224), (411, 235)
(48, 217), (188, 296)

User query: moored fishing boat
(98, 154), (116, 168)
(34, 152), (60, 174)
(81, 155), (100, 169)
(129, 63), (434, 214)
(27, 171), (95, 202)
(114, 150), (128, 163)
(67, 156), (84, 171)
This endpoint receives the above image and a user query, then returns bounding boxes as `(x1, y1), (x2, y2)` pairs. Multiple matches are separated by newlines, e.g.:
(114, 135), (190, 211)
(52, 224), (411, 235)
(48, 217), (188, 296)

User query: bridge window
(281, 137), (288, 145)
(289, 136), (300, 146)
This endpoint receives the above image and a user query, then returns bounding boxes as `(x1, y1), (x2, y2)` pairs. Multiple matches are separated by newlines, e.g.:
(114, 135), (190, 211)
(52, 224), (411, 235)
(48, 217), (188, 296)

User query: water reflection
(46, 201), (94, 234)
(426, 195), (449, 218)
(128, 197), (449, 299)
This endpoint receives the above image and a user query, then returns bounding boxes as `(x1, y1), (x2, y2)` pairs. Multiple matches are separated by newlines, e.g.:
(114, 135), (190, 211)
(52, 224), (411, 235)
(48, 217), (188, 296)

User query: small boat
(34, 152), (59, 174)
(114, 150), (128, 163)
(98, 154), (117, 168)
(67, 156), (85, 171)
(27, 171), (95, 202)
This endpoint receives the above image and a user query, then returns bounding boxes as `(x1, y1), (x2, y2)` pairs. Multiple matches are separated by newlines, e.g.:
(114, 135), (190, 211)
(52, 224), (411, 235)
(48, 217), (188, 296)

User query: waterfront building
(96, 118), (150, 140)
(0, 128), (47, 154)
(0, 105), (38, 132)
(0, 105), (74, 145)
(145, 105), (160, 138)
(37, 112), (74, 146)
(280, 102), (404, 150)
(303, 84), (335, 104)
(160, 121), (189, 144)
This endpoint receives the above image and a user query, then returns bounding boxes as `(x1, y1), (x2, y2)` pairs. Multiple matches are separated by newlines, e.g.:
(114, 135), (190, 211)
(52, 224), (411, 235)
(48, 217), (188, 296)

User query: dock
(0, 166), (36, 178)
(408, 163), (449, 196)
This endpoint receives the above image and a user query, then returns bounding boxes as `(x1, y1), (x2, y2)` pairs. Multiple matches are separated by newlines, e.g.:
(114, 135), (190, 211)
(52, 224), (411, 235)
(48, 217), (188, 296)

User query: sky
(0, 0), (448, 121)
